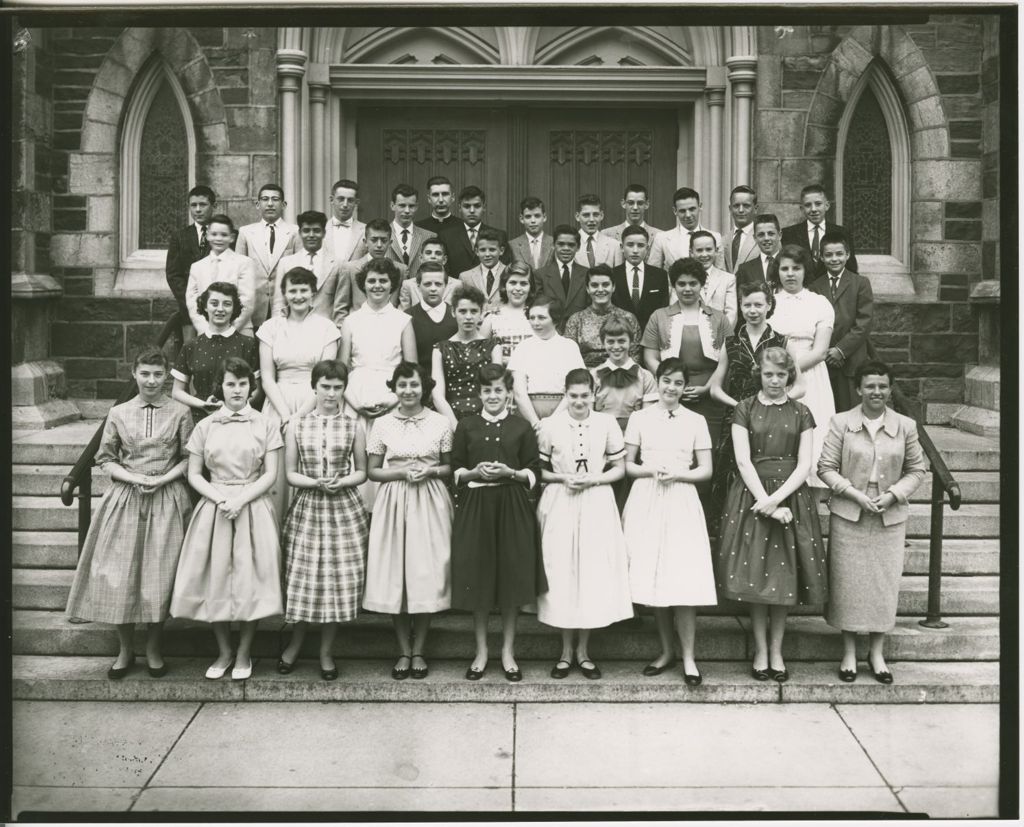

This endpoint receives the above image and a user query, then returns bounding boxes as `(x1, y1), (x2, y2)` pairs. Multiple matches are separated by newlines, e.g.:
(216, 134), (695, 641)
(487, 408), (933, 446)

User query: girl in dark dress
(716, 346), (827, 683)
(450, 363), (545, 682)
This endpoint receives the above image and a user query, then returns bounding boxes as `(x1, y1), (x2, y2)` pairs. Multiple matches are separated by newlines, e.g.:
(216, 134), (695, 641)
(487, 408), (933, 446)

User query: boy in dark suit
(780, 183), (859, 277)
(736, 213), (783, 289)
(416, 175), (460, 236)
(166, 185), (217, 340)
(610, 225), (670, 331)
(808, 232), (873, 411)
(438, 185), (510, 277)
(536, 223), (589, 329)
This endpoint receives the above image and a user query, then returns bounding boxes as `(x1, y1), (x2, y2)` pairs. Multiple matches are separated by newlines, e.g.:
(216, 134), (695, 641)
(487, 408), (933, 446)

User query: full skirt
(65, 480), (192, 624)
(363, 479), (453, 614)
(283, 486), (369, 623)
(536, 483), (633, 628)
(623, 478), (718, 607)
(170, 486), (284, 622)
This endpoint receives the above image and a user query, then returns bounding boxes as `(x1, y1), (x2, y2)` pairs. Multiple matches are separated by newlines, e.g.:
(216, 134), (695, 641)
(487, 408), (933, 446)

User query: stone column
(726, 56), (758, 189)
(307, 63), (330, 213)
(704, 67), (728, 230)
(276, 48), (307, 223)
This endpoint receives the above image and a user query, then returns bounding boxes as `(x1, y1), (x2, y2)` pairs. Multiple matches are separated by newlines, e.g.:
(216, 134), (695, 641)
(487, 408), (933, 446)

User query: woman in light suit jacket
(817, 360), (927, 685)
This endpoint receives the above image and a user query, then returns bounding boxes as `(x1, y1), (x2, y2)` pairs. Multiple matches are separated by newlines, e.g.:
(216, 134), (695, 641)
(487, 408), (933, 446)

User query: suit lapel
(832, 273), (852, 304)
(566, 264), (587, 305)
(266, 224), (292, 273)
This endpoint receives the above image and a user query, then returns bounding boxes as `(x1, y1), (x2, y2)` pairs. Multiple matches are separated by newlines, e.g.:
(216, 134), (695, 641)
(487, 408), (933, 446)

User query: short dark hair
(475, 228), (502, 248)
(528, 294), (564, 325)
(771, 244), (817, 290)
(669, 257), (707, 287)
(499, 262), (536, 305)
(737, 280), (776, 318)
(586, 264), (615, 286)
(132, 348), (170, 371)
(296, 210), (327, 229)
(552, 224), (579, 245)
(689, 230), (717, 249)
(478, 362), (513, 390)
(755, 346), (797, 387)
(280, 266), (317, 296)
(310, 359), (349, 388)
(800, 183), (828, 201)
(820, 231), (850, 253)
(656, 356), (689, 383)
(729, 185), (757, 202)
(621, 225), (649, 243)
(753, 213), (781, 233)
(386, 360), (435, 400)
(459, 185), (485, 203)
(188, 185), (216, 202)
(198, 281), (243, 322)
(519, 196), (545, 213)
(672, 187), (700, 205)
(207, 213), (235, 233)
(422, 236), (448, 256)
(576, 193), (602, 212)
(416, 261), (447, 283)
(357, 257), (399, 292)
(213, 356), (256, 400)
(426, 175), (451, 190)
(623, 184), (649, 200)
(854, 360), (895, 387)
(564, 367), (595, 392)
(451, 283), (486, 311)
(332, 179), (359, 195)
(257, 183), (285, 200)
(391, 183), (418, 202)
(364, 218), (392, 237)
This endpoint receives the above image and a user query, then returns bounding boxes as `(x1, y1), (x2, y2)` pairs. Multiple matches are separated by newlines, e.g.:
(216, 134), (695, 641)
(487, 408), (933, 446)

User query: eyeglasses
(258, 196), (283, 204)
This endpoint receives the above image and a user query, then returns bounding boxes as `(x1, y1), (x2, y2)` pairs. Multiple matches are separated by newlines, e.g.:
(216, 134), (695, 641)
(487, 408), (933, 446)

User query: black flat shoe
(504, 667), (523, 682)
(577, 659), (601, 680)
(550, 660), (571, 679)
(392, 655), (412, 680)
(107, 658), (135, 680)
(410, 654), (428, 680)
(147, 663), (168, 678)
(320, 666), (338, 681)
(465, 665), (486, 681)
(838, 668), (857, 683)
(770, 668), (789, 683)
(683, 669), (703, 686)
(751, 666), (771, 681)
(642, 660), (675, 677)
(277, 658), (296, 675)
(871, 666), (894, 684)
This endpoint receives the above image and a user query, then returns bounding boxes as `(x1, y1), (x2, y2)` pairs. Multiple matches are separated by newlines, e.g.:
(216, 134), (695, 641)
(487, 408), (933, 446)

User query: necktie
(268, 223), (276, 254)
(532, 238), (541, 269)
(561, 264), (571, 296)
(631, 266), (640, 305)
(401, 229), (410, 265)
(830, 276), (839, 300)
(309, 252), (316, 269)
(811, 225), (821, 258)
(486, 268), (494, 295)
(731, 228), (742, 266)
(469, 227), (477, 248)
(586, 235), (596, 268)
(199, 225), (208, 256)
(765, 255), (774, 278)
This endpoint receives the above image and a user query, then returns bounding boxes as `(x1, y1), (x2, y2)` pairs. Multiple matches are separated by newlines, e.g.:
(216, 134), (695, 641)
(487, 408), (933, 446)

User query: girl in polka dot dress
(715, 347), (827, 683)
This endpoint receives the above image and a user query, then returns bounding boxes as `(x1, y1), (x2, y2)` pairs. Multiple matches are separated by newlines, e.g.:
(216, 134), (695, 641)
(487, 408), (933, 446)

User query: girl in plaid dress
(278, 360), (369, 681)
(364, 361), (454, 681)
(65, 349), (194, 680)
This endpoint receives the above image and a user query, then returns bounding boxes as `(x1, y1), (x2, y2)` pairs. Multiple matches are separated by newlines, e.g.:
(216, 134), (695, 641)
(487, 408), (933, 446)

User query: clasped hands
(131, 473), (168, 495)
(474, 460), (517, 481)
(852, 489), (896, 513)
(750, 494), (794, 525)
(824, 347), (845, 368)
(315, 474), (350, 494)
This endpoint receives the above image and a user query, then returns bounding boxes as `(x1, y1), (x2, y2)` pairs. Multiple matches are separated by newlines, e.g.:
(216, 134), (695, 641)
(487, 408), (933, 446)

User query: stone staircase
(11, 413), (1002, 704)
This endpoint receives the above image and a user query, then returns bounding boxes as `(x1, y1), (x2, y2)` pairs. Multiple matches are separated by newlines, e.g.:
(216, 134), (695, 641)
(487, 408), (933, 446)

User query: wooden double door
(357, 105), (678, 234)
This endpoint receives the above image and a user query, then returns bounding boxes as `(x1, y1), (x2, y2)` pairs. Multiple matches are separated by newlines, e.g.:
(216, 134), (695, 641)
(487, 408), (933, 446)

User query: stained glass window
(842, 87), (892, 256)
(139, 80), (187, 249)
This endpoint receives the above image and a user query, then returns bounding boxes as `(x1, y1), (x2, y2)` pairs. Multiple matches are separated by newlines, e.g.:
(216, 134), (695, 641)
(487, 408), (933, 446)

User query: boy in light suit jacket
(185, 214), (257, 336)
(508, 196), (554, 271)
(690, 230), (737, 327)
(234, 183), (300, 327)
(575, 194), (623, 269)
(276, 210), (339, 320)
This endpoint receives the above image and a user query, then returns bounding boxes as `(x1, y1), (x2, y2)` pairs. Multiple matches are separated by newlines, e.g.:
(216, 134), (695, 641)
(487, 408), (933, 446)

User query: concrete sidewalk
(11, 700), (1000, 818)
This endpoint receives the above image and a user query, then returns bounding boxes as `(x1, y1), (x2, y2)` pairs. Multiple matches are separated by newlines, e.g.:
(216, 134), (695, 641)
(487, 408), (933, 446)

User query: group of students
(65, 175), (925, 687)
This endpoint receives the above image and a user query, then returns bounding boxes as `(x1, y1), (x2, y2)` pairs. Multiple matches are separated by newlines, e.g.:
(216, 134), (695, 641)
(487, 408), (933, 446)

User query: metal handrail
(59, 312), (183, 553)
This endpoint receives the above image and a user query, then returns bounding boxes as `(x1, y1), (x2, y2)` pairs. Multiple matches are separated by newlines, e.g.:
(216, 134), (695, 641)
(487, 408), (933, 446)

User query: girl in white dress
(768, 245), (835, 488)
(538, 369), (633, 680)
(623, 356), (717, 685)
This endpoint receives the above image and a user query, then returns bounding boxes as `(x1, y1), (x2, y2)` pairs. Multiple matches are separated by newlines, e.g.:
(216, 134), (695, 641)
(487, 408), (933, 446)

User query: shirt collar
(847, 405), (899, 437)
(597, 357), (637, 372)
(733, 223), (753, 235)
(394, 408), (429, 423)
(133, 394), (168, 409)
(393, 221), (412, 236)
(420, 300), (449, 321)
(212, 403), (254, 421)
(807, 220), (826, 233)
(264, 219), (281, 229)
(207, 326), (237, 338)
(465, 222), (480, 234)
(627, 261), (645, 273)
(828, 268), (846, 282)
(480, 408), (509, 423)
(757, 391), (789, 406)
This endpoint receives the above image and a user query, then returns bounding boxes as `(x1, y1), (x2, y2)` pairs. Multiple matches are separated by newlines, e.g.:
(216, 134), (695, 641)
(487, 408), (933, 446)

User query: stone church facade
(10, 19), (1003, 425)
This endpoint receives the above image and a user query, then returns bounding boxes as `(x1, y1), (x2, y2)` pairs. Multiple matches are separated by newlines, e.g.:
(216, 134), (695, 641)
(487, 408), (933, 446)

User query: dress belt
(753, 456), (797, 478)
(210, 476), (259, 485)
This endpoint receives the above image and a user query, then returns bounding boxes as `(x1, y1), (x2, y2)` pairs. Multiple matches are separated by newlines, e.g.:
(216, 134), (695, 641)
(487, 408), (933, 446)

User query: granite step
(13, 465), (111, 497)
(925, 426), (1000, 471)
(10, 656), (999, 704)
(909, 471), (1000, 504)
(12, 610), (1000, 662)
(12, 421), (104, 465)
(12, 531), (80, 569)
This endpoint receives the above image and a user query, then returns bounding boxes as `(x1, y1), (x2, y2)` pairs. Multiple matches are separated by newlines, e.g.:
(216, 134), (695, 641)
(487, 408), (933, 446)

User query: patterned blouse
(722, 324), (788, 408)
(563, 305), (642, 368)
(171, 329), (260, 421)
(97, 395), (194, 476)
(367, 408), (454, 461)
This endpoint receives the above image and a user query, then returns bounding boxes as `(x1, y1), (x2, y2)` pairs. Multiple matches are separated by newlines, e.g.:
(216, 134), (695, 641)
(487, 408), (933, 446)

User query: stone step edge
(12, 656), (999, 704)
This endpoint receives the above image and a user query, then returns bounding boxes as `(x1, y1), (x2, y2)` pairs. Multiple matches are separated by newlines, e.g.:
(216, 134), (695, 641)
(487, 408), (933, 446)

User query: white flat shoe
(231, 661), (253, 681)
(205, 660), (233, 680)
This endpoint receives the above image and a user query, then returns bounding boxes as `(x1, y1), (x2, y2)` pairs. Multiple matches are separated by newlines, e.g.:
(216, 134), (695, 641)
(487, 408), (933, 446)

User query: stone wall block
(782, 91), (814, 111)
(187, 86), (227, 126)
(57, 297), (152, 322)
(126, 322), (167, 355)
(912, 241), (981, 274)
(780, 159), (830, 202)
(912, 202), (944, 241)
(84, 87), (125, 126)
(920, 378), (966, 402)
(875, 304), (951, 334)
(109, 29), (156, 72)
(87, 196), (117, 232)
(201, 154), (252, 198)
(806, 93), (842, 128)
(62, 358), (120, 379)
(80, 120), (118, 153)
(93, 59), (134, 97)
(157, 29), (202, 73)
(225, 106), (278, 152)
(900, 65), (940, 105)
(249, 48), (278, 106)
(68, 153), (116, 194)
(891, 46), (929, 81)
(907, 96), (946, 131)
(950, 303), (976, 333)
(912, 160), (982, 200)
(804, 124), (837, 157)
(754, 110), (805, 158)
(757, 55), (783, 108)
(252, 155), (278, 191)
(22, 93), (52, 141)
(179, 56), (216, 98)
(879, 27), (918, 68)
(834, 37), (873, 79)
(981, 103), (999, 153)
(911, 128), (949, 159)
(941, 96), (980, 121)
(981, 198), (998, 240)
(200, 121), (230, 153)
(51, 322), (124, 358)
(50, 233), (117, 267)
(13, 191), (51, 233)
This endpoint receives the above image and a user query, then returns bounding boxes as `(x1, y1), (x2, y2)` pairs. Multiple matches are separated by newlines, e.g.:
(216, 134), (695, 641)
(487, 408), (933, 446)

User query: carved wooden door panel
(356, 106), (509, 230)
(525, 109), (679, 230)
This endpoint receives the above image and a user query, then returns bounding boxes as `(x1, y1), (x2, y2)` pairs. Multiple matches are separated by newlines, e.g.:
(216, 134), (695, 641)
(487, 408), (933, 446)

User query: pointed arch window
(119, 59), (196, 266)
(836, 61), (911, 274)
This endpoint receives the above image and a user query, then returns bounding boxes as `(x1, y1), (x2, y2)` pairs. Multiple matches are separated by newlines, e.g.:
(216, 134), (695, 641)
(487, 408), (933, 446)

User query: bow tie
(596, 364), (640, 389)
(334, 220), (351, 229)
